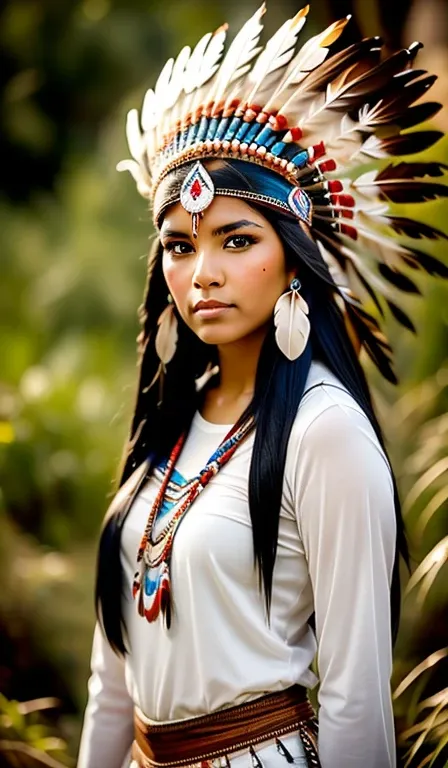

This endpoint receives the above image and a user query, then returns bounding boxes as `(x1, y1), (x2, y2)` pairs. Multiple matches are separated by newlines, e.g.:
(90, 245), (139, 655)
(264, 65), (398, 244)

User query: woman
(78, 6), (446, 768)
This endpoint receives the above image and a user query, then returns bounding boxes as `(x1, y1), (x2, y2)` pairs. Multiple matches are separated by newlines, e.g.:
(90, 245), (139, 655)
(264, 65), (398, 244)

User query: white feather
(244, 8), (309, 107)
(274, 290), (310, 360)
(352, 170), (381, 198)
(141, 88), (157, 132)
(160, 45), (191, 145)
(189, 25), (228, 119)
(125, 109), (144, 162)
(207, 4), (266, 116)
(358, 134), (388, 160)
(185, 32), (214, 93)
(116, 159), (151, 198)
(264, 15), (349, 115)
(155, 305), (178, 364)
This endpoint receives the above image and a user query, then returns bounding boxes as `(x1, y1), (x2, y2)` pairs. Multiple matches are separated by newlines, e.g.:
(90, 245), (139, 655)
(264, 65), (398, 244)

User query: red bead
(336, 193), (355, 207)
(311, 141), (326, 160)
(190, 179), (202, 199)
(271, 114), (288, 131)
(319, 159), (337, 172)
(289, 126), (303, 141)
(328, 180), (343, 192)
(340, 223), (358, 239)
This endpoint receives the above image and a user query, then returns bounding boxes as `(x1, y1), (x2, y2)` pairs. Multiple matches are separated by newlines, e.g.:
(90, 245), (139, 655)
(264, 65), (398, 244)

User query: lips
(193, 300), (233, 312)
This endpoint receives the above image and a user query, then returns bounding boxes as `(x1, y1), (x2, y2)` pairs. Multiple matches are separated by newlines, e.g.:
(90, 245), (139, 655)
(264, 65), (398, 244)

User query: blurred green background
(0, 0), (447, 766)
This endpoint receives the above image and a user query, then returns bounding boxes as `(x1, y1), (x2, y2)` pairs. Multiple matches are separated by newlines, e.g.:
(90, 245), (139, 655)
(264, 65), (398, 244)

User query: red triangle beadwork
(190, 179), (202, 199)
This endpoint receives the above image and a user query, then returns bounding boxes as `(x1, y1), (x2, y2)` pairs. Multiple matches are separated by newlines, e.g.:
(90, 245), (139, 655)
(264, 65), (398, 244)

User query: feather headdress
(117, 4), (447, 383)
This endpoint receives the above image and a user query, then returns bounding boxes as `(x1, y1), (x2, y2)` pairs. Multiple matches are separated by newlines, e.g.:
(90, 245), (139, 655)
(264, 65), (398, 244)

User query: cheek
(241, 244), (288, 301)
(163, 259), (187, 304)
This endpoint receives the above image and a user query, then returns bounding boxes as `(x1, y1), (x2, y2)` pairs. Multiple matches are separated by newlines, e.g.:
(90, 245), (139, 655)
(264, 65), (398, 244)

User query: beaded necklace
(133, 415), (255, 627)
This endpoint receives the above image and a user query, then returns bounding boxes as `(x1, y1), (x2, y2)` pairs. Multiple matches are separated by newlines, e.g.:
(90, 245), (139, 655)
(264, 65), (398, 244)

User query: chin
(193, 323), (250, 346)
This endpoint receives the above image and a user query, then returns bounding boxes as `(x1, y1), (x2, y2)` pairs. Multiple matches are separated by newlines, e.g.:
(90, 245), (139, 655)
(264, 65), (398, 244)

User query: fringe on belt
(131, 685), (320, 768)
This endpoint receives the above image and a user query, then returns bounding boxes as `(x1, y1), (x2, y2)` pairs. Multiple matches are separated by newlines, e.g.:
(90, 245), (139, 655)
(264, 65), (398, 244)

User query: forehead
(160, 196), (268, 234)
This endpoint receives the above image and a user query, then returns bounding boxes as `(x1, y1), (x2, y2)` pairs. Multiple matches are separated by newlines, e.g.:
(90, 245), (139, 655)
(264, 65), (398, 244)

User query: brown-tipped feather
(360, 75), (438, 125)
(386, 300), (416, 332)
(394, 102), (442, 129)
(302, 37), (382, 91)
(378, 264), (421, 294)
(345, 304), (398, 384)
(405, 249), (448, 278)
(371, 179), (448, 204)
(386, 217), (448, 240)
(377, 161), (448, 181)
(325, 48), (419, 111)
(317, 230), (385, 316)
(381, 131), (444, 156)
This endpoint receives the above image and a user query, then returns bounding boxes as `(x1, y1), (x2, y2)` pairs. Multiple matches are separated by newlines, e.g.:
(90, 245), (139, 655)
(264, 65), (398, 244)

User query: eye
(163, 240), (194, 256)
(224, 234), (258, 250)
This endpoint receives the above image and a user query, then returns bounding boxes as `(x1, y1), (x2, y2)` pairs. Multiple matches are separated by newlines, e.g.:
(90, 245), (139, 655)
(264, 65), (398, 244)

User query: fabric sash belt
(131, 685), (318, 767)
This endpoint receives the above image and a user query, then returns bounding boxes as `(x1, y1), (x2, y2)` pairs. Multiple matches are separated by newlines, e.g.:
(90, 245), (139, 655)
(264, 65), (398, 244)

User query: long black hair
(96, 160), (409, 654)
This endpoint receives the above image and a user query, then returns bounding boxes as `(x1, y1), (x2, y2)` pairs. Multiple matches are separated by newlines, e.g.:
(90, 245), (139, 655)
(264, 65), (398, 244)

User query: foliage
(0, 695), (71, 768)
(382, 372), (448, 767)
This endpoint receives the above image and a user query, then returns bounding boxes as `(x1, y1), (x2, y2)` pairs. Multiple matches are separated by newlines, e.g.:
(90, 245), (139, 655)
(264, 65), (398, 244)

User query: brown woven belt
(131, 685), (317, 767)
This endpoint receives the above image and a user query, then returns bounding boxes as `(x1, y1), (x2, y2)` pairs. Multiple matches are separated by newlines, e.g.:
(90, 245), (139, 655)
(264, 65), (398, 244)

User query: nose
(192, 248), (224, 289)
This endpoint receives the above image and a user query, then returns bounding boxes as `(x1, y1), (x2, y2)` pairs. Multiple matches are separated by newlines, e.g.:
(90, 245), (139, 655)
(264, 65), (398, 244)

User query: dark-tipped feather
(327, 49), (423, 112)
(345, 305), (397, 384)
(405, 248), (448, 277)
(377, 161), (448, 181)
(386, 300), (416, 332)
(378, 263), (421, 293)
(373, 179), (448, 204)
(381, 131), (443, 156)
(303, 37), (382, 90)
(395, 102), (442, 129)
(386, 217), (448, 240)
(363, 76), (438, 125)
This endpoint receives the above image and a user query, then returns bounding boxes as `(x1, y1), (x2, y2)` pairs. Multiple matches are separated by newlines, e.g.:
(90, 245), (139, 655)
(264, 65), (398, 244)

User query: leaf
(393, 649), (448, 700)
(415, 487), (448, 538)
(34, 737), (67, 752)
(17, 699), (60, 716)
(417, 688), (448, 712)
(404, 539), (448, 601)
(429, 732), (448, 765)
(403, 458), (448, 512)
(0, 740), (68, 768)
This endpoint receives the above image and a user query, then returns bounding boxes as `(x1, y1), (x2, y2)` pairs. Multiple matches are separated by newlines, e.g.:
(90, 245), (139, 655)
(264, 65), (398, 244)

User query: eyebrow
(160, 219), (263, 240)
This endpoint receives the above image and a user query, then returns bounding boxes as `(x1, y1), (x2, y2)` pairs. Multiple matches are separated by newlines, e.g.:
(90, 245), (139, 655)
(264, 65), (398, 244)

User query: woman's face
(160, 196), (295, 347)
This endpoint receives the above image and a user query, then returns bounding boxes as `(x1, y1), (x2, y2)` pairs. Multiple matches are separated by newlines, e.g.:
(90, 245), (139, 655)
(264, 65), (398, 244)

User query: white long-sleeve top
(78, 361), (397, 768)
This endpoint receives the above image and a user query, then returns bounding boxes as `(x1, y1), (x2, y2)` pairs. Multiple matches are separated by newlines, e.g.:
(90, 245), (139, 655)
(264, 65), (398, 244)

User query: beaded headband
(117, 4), (447, 382)
(154, 159), (314, 236)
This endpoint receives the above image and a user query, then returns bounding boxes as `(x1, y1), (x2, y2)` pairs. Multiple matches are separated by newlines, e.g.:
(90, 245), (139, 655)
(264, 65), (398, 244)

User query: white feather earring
(155, 295), (178, 366)
(274, 278), (310, 360)
(145, 295), (179, 407)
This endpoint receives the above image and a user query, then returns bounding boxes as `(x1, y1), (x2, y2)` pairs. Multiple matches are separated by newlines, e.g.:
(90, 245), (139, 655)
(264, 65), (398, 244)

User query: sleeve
(291, 400), (397, 768)
(77, 623), (135, 768)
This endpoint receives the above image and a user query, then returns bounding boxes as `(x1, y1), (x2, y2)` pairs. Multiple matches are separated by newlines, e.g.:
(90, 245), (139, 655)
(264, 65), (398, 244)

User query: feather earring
(145, 296), (179, 407)
(274, 278), (310, 360)
(155, 295), (178, 366)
